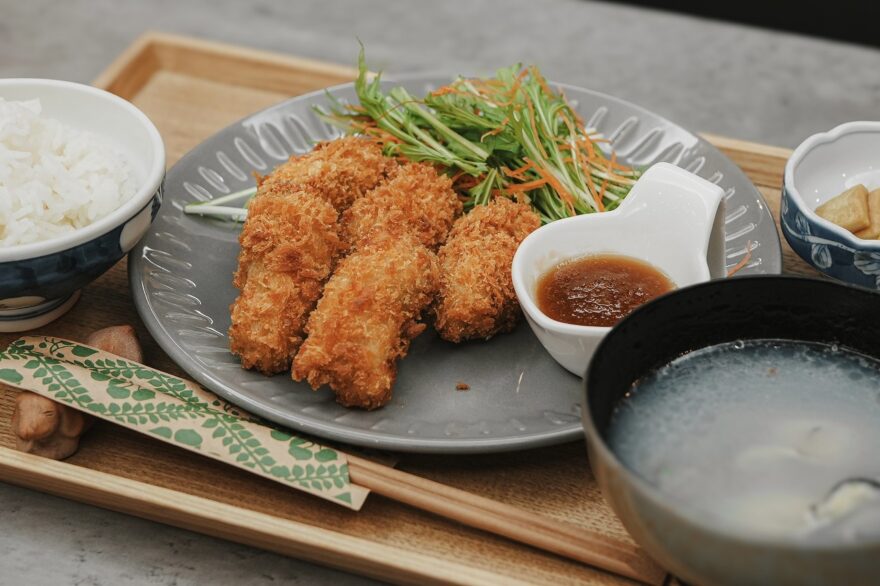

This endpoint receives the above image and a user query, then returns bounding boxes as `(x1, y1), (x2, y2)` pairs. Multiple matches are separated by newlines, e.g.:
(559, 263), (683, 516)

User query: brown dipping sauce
(536, 254), (675, 327)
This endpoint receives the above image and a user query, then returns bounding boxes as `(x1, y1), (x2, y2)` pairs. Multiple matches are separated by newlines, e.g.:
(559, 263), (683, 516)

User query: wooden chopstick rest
(11, 325), (142, 460)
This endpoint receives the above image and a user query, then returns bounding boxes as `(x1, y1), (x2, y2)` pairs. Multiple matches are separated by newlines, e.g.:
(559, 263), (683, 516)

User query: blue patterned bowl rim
(784, 121), (880, 251)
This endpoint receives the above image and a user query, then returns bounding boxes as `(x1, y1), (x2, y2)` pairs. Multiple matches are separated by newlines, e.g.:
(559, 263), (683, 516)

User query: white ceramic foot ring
(0, 291), (82, 333)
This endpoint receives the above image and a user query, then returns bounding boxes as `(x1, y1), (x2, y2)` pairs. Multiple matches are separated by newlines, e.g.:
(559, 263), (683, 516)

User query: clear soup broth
(607, 339), (880, 543)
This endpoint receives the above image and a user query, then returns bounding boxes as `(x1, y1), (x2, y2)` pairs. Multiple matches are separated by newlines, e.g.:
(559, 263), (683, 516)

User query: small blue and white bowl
(0, 79), (165, 331)
(781, 121), (880, 289)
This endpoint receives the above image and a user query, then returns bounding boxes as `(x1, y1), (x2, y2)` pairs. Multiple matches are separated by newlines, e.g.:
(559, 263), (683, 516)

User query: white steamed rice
(0, 97), (137, 247)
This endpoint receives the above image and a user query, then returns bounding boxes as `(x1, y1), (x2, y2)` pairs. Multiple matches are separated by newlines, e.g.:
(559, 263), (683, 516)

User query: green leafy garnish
(184, 50), (640, 224)
(318, 49), (640, 222)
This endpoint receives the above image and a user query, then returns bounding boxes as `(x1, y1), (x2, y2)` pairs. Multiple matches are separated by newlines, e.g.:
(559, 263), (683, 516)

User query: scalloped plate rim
(129, 75), (782, 454)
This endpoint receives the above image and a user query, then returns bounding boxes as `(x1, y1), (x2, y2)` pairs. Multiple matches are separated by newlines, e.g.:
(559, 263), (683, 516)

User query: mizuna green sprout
(185, 51), (640, 223)
(320, 50), (640, 223)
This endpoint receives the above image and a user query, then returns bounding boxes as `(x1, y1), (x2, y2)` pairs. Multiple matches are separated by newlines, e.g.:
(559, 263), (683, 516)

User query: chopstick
(347, 455), (666, 585)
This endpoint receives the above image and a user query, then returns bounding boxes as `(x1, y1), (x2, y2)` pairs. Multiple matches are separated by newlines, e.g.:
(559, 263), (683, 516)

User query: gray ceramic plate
(129, 75), (781, 453)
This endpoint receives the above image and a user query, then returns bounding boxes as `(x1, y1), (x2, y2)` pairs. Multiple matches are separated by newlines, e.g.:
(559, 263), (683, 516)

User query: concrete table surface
(1, 0), (878, 584)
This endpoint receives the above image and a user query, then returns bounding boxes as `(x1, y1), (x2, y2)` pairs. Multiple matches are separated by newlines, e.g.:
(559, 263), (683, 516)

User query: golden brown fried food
(230, 137), (393, 374)
(434, 197), (541, 342)
(341, 162), (462, 250)
(292, 230), (439, 409)
(229, 189), (342, 374)
(258, 137), (395, 212)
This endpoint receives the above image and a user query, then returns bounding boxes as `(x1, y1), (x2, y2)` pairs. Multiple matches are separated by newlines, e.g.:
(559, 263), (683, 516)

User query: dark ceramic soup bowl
(583, 276), (880, 586)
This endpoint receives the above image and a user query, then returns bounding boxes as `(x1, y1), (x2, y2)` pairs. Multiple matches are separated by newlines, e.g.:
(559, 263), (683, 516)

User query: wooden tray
(0, 32), (820, 586)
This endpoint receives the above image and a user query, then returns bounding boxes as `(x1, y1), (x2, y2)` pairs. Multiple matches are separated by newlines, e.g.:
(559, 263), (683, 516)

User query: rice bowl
(0, 97), (138, 247)
(0, 78), (164, 331)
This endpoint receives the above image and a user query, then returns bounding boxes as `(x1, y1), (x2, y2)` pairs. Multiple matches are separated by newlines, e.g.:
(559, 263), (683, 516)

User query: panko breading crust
(258, 137), (396, 212)
(292, 230), (440, 409)
(229, 137), (393, 374)
(434, 197), (541, 342)
(341, 162), (462, 250)
(229, 189), (342, 374)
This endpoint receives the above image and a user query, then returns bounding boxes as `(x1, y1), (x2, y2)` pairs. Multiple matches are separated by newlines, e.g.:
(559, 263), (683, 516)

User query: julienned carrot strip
(560, 115), (582, 160)
(506, 68), (530, 100)
(578, 136), (631, 170)
(530, 160), (575, 216)
(727, 242), (753, 277)
(582, 177), (601, 212)
(430, 86), (471, 97)
(604, 152), (634, 180)
(503, 161), (535, 178)
(578, 143), (631, 181)
(466, 77), (504, 90)
(531, 65), (554, 98)
(590, 161), (633, 184)
(457, 77), (513, 107)
(474, 91), (515, 108)
(596, 179), (608, 212)
(510, 161), (533, 174)
(604, 158), (633, 171)
(578, 138), (597, 160)
(561, 115), (603, 208)
(505, 178), (549, 192)
(505, 170), (532, 181)
(480, 117), (510, 141)
(605, 151), (625, 180)
(560, 90), (586, 128)
(587, 160), (632, 183)
(574, 146), (603, 212)
(525, 98), (550, 161)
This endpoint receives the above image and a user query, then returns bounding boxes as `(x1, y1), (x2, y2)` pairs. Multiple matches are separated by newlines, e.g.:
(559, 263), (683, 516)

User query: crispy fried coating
(229, 189), (342, 374)
(292, 231), (439, 409)
(434, 198), (541, 342)
(230, 137), (393, 373)
(341, 162), (462, 250)
(258, 137), (395, 212)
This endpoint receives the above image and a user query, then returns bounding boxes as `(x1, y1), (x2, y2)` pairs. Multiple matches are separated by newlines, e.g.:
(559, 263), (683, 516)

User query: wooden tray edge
(94, 31), (358, 98)
(95, 32), (790, 193)
(703, 133), (791, 190)
(0, 446), (526, 586)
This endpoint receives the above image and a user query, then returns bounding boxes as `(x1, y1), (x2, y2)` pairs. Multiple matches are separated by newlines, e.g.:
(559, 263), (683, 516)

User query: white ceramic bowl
(512, 163), (726, 376)
(781, 121), (880, 288)
(0, 79), (165, 331)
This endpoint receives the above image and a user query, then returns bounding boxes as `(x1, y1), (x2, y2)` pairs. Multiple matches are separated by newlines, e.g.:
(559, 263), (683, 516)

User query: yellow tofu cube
(815, 184), (870, 233)
(854, 189), (880, 239)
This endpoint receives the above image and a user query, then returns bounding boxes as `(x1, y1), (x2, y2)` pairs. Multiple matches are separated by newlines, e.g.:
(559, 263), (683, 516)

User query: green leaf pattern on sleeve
(0, 336), (368, 510)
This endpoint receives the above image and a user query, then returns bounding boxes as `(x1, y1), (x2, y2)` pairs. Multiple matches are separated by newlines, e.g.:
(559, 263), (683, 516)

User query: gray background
(1, 0), (878, 584)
